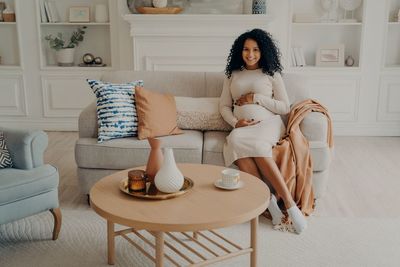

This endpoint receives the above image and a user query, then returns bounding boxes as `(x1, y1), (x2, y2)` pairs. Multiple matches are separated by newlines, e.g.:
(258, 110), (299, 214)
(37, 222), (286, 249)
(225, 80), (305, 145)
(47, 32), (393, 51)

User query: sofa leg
(50, 208), (62, 240)
(87, 194), (91, 206)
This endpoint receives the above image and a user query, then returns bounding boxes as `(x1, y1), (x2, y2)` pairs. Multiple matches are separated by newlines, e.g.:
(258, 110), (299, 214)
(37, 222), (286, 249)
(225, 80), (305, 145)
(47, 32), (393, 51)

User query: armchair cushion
(0, 164), (58, 205)
(0, 128), (48, 169)
(0, 132), (13, 168)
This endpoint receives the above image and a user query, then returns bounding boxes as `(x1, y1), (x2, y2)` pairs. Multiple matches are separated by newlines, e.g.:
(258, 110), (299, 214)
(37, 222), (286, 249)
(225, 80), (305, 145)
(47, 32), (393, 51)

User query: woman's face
(242, 38), (260, 70)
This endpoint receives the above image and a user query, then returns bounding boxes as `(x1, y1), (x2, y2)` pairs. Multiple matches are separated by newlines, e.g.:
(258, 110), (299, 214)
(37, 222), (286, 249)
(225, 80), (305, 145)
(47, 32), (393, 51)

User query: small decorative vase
(154, 148), (184, 193)
(252, 0), (266, 14)
(94, 4), (108, 23)
(2, 3), (15, 22)
(145, 137), (163, 183)
(152, 0), (167, 8)
(55, 48), (75, 66)
(345, 55), (355, 67)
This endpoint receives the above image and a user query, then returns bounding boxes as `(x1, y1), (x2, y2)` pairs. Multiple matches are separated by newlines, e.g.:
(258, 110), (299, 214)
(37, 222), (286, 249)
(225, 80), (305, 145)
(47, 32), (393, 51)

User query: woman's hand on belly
(235, 93), (254, 106)
(235, 119), (260, 128)
(234, 104), (274, 122)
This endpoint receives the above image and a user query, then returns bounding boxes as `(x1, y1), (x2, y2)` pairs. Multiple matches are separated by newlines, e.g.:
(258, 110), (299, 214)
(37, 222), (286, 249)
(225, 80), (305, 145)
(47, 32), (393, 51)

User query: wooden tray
(119, 176), (193, 200)
(136, 6), (183, 14)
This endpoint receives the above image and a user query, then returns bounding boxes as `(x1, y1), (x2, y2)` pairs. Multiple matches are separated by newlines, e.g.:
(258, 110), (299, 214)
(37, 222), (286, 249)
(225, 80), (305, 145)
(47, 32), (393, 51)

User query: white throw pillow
(175, 97), (232, 131)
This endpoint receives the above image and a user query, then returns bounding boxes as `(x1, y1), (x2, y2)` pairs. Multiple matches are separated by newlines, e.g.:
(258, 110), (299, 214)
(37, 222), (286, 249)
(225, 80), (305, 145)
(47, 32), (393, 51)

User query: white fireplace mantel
(123, 14), (272, 71)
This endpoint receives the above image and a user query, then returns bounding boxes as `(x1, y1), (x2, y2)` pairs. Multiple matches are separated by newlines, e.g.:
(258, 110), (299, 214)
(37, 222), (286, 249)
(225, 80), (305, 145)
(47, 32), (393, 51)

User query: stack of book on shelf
(291, 46), (306, 67)
(39, 0), (60, 23)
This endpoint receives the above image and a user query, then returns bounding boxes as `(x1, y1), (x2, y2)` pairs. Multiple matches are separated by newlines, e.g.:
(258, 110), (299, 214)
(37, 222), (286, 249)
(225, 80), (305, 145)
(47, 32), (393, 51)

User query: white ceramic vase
(95, 4), (108, 23)
(55, 48), (75, 66)
(152, 0), (168, 8)
(154, 148), (184, 193)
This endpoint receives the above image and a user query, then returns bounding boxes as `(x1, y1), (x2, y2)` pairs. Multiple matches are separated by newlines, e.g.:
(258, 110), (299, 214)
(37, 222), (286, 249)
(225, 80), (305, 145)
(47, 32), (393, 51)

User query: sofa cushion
(203, 131), (229, 167)
(0, 132), (13, 169)
(175, 97), (232, 131)
(203, 131), (330, 171)
(135, 86), (182, 140)
(75, 130), (203, 170)
(0, 164), (59, 205)
(87, 79), (144, 143)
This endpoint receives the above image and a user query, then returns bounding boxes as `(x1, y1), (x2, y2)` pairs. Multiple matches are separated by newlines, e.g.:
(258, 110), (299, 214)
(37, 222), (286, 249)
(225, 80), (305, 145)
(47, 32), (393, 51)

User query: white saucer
(214, 179), (244, 190)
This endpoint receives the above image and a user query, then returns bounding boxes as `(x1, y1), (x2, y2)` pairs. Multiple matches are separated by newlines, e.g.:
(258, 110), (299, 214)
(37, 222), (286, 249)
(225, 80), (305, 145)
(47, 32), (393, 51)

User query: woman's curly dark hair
(225, 28), (283, 78)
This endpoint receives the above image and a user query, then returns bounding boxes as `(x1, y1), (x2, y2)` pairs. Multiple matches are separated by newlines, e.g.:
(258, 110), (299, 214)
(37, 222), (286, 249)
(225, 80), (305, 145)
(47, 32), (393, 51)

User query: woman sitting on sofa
(219, 28), (307, 234)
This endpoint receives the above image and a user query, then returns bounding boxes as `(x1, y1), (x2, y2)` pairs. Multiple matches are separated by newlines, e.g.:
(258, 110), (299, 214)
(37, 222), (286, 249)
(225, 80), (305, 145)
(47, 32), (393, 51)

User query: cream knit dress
(219, 69), (290, 167)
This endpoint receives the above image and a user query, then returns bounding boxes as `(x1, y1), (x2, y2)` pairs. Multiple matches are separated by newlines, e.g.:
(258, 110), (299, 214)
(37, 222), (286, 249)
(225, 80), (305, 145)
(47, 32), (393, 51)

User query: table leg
(107, 221), (115, 265)
(155, 231), (164, 267)
(250, 216), (258, 267)
(193, 231), (198, 240)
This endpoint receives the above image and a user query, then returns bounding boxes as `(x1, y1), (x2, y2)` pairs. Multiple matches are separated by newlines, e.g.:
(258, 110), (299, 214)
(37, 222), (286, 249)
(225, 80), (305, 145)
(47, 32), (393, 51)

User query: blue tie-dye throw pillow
(87, 79), (144, 143)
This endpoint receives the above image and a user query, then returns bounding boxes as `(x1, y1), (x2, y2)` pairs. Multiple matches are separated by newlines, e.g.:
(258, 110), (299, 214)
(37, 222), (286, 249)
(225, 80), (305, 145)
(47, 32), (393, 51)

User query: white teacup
(221, 168), (240, 187)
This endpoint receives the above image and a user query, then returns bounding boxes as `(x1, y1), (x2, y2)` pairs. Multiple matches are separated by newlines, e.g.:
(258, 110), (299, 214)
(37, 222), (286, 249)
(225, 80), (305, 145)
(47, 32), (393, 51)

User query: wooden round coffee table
(90, 163), (269, 267)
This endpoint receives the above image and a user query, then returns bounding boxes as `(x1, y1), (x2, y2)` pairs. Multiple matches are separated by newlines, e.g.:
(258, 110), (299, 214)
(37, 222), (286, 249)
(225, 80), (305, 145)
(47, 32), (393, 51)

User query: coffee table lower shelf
(107, 218), (258, 267)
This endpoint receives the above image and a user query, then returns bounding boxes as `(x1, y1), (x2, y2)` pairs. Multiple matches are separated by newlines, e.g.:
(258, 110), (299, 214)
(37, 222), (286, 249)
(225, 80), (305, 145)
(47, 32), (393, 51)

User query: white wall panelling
(306, 75), (360, 122)
(41, 74), (96, 117)
(378, 76), (400, 122)
(0, 73), (27, 116)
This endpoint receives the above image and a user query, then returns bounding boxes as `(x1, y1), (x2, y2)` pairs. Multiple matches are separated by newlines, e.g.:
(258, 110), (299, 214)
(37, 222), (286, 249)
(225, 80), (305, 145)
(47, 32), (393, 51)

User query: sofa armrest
(0, 128), (48, 169)
(79, 101), (98, 138)
(300, 112), (329, 143)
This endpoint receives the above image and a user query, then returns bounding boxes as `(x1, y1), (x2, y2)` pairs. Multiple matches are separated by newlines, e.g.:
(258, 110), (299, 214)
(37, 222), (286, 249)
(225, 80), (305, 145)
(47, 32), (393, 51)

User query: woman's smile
(242, 39), (260, 70)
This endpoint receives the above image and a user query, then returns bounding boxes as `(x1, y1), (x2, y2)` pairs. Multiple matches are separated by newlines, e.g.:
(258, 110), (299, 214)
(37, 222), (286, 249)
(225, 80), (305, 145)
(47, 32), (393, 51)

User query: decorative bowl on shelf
(127, 0), (151, 13)
(136, 6), (183, 14)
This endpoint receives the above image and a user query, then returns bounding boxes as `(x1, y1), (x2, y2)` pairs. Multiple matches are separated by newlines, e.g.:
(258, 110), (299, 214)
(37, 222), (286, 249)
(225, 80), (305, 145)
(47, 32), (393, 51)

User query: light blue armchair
(0, 127), (61, 240)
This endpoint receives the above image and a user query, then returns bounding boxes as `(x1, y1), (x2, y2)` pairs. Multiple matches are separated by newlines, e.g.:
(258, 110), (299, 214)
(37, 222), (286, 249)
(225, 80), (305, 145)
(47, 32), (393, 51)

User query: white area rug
(1, 209), (400, 267)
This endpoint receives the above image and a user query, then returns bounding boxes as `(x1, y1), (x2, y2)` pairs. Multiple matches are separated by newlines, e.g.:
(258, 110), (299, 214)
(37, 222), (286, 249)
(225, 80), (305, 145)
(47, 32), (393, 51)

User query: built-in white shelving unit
(0, 0), (21, 69)
(35, 0), (114, 69)
(383, 0), (400, 68)
(287, 0), (365, 70)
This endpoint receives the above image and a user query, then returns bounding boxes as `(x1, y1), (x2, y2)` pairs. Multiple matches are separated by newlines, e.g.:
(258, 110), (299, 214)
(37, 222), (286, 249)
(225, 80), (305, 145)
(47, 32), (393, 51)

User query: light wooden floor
(45, 132), (400, 218)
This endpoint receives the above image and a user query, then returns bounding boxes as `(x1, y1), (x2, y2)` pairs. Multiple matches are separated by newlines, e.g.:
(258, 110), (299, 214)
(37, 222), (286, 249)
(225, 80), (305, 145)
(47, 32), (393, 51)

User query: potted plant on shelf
(44, 26), (86, 66)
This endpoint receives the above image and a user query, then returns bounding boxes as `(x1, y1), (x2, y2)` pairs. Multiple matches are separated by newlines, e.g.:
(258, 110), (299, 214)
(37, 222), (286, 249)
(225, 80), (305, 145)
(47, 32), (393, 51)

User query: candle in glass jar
(128, 170), (146, 192)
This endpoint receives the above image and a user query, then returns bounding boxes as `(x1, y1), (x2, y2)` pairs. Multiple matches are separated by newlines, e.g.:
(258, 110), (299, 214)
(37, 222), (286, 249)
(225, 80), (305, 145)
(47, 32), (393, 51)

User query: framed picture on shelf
(69, 7), (90, 23)
(316, 44), (345, 67)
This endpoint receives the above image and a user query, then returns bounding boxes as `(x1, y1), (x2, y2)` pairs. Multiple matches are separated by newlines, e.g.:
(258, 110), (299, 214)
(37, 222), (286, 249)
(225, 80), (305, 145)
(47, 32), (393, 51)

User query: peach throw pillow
(135, 86), (182, 140)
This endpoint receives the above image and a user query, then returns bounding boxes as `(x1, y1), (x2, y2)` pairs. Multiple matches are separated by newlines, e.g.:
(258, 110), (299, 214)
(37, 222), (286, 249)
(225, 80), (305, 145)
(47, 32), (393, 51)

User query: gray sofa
(75, 71), (332, 199)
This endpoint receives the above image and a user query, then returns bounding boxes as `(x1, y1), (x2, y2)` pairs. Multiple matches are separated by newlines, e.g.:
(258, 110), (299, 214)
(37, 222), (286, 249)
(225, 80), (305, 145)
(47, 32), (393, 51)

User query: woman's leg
(237, 157), (284, 225)
(254, 157), (307, 234)
(235, 157), (262, 179)
(253, 157), (293, 208)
